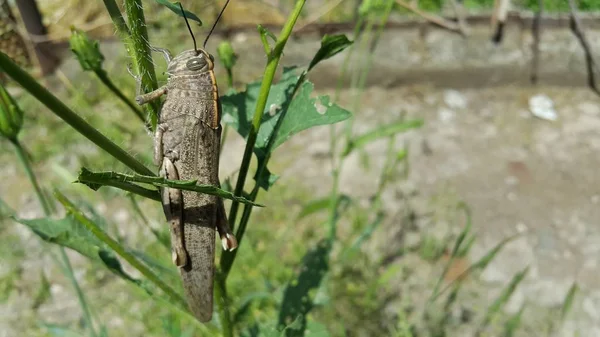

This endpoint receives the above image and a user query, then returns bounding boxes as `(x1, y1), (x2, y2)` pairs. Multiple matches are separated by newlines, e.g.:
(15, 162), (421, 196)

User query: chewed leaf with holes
(221, 67), (351, 190)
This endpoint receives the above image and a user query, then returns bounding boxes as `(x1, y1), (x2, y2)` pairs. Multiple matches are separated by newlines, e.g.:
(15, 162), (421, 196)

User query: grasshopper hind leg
(160, 158), (188, 267)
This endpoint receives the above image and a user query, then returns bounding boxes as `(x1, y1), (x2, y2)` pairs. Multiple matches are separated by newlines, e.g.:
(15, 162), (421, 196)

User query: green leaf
(255, 166), (280, 191)
(297, 194), (350, 221)
(265, 82), (351, 153)
(130, 249), (179, 281)
(308, 34), (353, 71)
(0, 197), (15, 217)
(343, 211), (384, 259)
(344, 119), (424, 156)
(153, 0), (202, 25)
(482, 267), (529, 328)
(297, 197), (332, 219)
(281, 316), (304, 335)
(503, 303), (526, 337)
(304, 320), (331, 336)
(560, 283), (578, 321)
(430, 202), (474, 301)
(257, 24), (277, 53)
(13, 215), (139, 283)
(31, 271), (51, 309)
(53, 191), (187, 307)
(433, 233), (520, 301)
(76, 168), (264, 207)
(221, 67), (299, 144)
(233, 291), (276, 323)
(278, 239), (332, 337)
(0, 82), (24, 141)
(222, 68), (352, 190)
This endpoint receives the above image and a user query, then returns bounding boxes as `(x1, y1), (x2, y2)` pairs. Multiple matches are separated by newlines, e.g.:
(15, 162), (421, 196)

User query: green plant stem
(124, 0), (160, 129)
(102, 0), (130, 37)
(215, 275), (233, 337)
(55, 190), (188, 309)
(329, 3), (394, 239)
(10, 139), (51, 214)
(326, 15), (365, 242)
(225, 69), (234, 88)
(95, 70), (145, 123)
(10, 139), (98, 337)
(0, 52), (154, 176)
(227, 0), (306, 232)
(220, 72), (307, 277)
(58, 248), (99, 337)
(103, 0), (159, 129)
(218, 2), (305, 334)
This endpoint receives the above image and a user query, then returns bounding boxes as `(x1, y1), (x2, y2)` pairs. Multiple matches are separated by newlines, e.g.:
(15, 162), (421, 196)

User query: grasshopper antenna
(179, 3), (198, 54)
(203, 0), (231, 48)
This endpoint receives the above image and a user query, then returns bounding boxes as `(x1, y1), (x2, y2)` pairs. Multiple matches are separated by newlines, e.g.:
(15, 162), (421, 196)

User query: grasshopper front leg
(128, 65), (168, 105)
(136, 87), (168, 105)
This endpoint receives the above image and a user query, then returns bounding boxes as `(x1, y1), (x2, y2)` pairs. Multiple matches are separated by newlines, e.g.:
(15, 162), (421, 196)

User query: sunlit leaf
(222, 68), (351, 190)
(153, 0), (202, 25)
(308, 35), (353, 71)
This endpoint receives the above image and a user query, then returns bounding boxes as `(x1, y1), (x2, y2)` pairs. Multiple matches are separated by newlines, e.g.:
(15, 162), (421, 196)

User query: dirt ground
(2, 13), (600, 336)
(215, 21), (600, 335)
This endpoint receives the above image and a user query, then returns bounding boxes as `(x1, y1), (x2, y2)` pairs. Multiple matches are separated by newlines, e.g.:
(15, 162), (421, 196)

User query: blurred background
(1, 0), (600, 336)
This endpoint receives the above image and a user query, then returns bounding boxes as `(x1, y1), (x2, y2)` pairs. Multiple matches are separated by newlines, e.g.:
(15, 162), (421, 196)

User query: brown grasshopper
(134, 1), (236, 322)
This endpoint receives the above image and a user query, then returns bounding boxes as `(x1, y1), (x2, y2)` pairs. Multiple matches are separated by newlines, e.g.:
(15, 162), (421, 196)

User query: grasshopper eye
(186, 57), (205, 71)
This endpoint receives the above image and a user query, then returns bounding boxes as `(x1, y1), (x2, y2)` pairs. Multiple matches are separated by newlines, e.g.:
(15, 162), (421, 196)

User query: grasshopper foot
(220, 233), (238, 251)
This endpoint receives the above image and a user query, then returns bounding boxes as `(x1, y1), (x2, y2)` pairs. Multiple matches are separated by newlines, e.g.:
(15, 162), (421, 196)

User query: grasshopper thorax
(167, 49), (215, 77)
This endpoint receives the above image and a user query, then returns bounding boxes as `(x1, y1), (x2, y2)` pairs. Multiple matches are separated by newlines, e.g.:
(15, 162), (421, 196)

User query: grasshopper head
(167, 49), (215, 77)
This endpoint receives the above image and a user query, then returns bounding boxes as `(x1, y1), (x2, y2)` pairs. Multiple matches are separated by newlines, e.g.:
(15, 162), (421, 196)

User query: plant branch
(102, 0), (130, 37)
(104, 0), (161, 129)
(530, 0), (542, 84)
(10, 139), (51, 214)
(0, 52), (154, 176)
(448, 0), (468, 36)
(215, 275), (233, 337)
(11, 139), (98, 337)
(221, 72), (306, 277)
(227, 0), (306, 231)
(568, 0), (600, 96)
(395, 0), (462, 34)
(95, 70), (145, 122)
(55, 190), (188, 309)
(124, 0), (160, 129)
